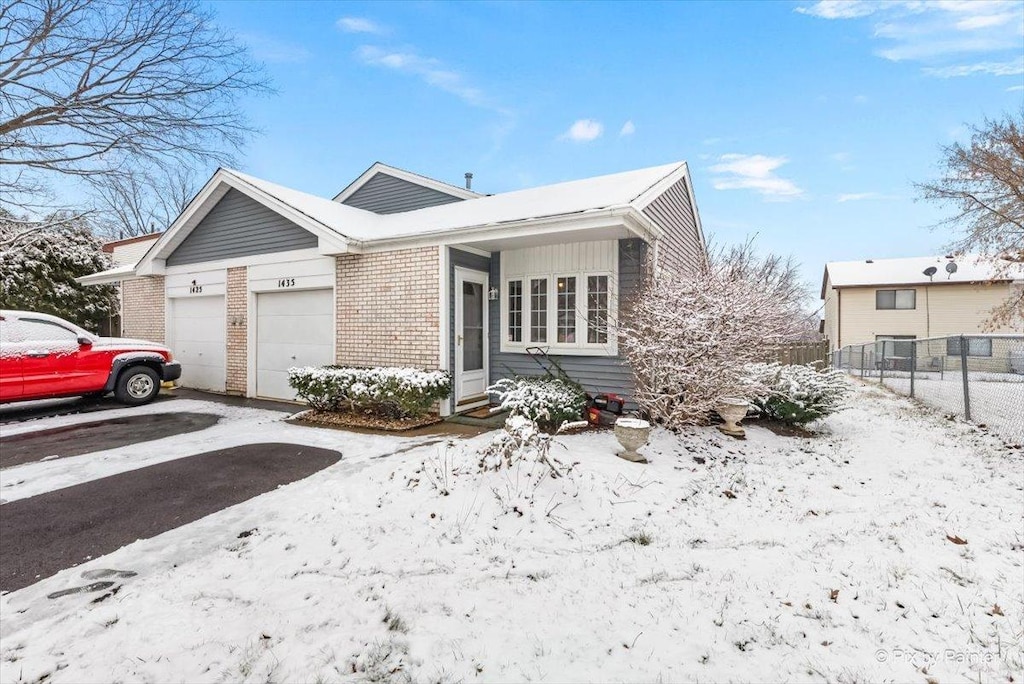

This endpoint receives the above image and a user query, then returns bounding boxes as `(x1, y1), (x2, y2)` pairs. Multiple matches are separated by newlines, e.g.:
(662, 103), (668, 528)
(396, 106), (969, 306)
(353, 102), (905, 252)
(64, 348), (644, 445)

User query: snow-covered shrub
(478, 415), (578, 515)
(0, 212), (117, 332)
(288, 366), (451, 418)
(621, 240), (809, 429)
(487, 376), (587, 432)
(746, 362), (851, 424)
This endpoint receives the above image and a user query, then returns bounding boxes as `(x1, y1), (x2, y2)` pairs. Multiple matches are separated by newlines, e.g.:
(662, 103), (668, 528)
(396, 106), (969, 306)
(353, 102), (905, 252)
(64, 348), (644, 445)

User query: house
(80, 161), (706, 413)
(821, 254), (1023, 361)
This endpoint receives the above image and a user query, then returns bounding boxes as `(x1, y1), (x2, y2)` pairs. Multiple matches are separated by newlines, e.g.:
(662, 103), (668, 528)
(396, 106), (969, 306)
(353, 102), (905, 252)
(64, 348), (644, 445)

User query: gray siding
(485, 239), (646, 409)
(642, 177), (705, 277)
(343, 172), (465, 214)
(166, 189), (318, 266)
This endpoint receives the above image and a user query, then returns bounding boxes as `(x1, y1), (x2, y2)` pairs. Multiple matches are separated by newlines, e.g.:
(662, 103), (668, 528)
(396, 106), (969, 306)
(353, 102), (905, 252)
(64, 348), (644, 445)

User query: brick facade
(121, 276), (165, 342)
(335, 247), (440, 368)
(226, 266), (248, 394)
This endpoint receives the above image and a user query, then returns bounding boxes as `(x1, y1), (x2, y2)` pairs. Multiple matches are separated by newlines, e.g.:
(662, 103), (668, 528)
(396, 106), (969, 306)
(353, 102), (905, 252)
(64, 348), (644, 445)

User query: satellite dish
(945, 262), (958, 274)
(923, 266), (937, 278)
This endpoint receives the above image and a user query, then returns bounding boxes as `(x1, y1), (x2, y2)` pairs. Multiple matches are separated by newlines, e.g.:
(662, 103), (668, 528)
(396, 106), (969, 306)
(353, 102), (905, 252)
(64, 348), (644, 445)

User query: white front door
(169, 295), (226, 392)
(256, 289), (334, 400)
(454, 268), (488, 407)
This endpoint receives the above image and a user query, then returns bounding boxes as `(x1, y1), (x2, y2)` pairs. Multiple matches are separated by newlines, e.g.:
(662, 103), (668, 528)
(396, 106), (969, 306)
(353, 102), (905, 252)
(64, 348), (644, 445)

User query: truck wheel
(114, 366), (161, 405)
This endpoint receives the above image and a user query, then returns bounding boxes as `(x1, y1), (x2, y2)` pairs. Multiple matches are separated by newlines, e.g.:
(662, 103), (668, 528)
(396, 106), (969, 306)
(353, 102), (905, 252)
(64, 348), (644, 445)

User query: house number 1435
(277, 278), (295, 288)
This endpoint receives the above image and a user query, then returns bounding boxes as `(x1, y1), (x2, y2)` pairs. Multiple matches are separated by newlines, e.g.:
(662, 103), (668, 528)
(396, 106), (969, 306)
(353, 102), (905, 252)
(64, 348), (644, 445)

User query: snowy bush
(0, 212), (117, 331)
(487, 376), (587, 432)
(746, 363), (851, 424)
(478, 415), (578, 516)
(621, 240), (809, 429)
(288, 366), (451, 419)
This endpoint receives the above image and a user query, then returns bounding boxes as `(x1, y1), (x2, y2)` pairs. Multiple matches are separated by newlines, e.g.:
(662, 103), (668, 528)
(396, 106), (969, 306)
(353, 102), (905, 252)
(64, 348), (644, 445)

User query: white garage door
(170, 296), (226, 392)
(256, 289), (334, 400)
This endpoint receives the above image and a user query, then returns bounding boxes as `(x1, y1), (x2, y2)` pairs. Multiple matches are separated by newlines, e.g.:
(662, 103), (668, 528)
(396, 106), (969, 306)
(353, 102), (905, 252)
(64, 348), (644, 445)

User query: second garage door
(170, 296), (226, 392)
(256, 289), (334, 400)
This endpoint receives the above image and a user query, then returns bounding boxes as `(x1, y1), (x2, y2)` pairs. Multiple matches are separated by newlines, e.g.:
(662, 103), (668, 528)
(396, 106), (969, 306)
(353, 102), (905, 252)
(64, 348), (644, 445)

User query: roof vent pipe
(465, 172), (473, 190)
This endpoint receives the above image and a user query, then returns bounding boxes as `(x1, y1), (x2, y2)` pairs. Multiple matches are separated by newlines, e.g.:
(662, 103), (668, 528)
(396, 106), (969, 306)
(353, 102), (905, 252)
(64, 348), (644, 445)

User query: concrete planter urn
(715, 398), (749, 438)
(614, 417), (651, 463)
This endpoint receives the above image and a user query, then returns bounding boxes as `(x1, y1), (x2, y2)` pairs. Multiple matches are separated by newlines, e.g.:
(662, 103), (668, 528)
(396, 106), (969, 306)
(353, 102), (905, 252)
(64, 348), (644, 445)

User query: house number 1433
(277, 278), (295, 288)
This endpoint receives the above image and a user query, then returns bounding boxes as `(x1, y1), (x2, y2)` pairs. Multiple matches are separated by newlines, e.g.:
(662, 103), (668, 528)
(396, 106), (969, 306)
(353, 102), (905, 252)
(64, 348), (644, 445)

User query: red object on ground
(0, 310), (181, 405)
(586, 392), (626, 425)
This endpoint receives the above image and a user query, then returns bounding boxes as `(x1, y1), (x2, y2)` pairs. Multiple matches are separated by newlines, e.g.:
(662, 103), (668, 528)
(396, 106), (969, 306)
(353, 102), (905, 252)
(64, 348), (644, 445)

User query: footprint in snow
(81, 568), (137, 580)
(47, 581), (115, 599)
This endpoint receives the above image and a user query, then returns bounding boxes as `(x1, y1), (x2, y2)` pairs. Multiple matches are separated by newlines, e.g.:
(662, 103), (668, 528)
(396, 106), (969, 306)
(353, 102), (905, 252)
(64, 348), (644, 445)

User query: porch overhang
(76, 264), (137, 286)
(352, 206), (660, 254)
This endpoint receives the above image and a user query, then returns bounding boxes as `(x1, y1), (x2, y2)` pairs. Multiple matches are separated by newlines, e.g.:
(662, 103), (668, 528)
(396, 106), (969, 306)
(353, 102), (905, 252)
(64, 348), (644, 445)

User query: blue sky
(211, 0), (1024, 292)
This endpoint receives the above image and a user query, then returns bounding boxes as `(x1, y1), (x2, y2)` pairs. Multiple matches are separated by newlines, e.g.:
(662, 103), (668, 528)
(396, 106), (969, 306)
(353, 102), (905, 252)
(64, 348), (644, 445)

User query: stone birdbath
(614, 417), (651, 463)
(715, 397), (749, 438)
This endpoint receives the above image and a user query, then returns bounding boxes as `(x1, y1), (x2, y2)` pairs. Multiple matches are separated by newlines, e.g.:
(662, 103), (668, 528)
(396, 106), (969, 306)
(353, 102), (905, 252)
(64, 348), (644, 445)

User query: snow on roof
(823, 255), (1024, 297)
(76, 263), (138, 286)
(223, 162), (684, 243)
(364, 162), (684, 241)
(224, 169), (383, 241)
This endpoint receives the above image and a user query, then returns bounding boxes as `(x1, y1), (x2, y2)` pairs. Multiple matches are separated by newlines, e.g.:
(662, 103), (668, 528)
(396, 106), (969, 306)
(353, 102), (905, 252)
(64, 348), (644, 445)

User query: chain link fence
(832, 334), (1024, 444)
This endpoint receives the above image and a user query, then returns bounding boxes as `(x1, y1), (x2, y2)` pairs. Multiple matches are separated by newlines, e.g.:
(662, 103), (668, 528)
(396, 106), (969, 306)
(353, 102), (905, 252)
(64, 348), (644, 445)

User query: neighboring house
(93, 233), (164, 336)
(80, 161), (706, 413)
(821, 255), (1023, 361)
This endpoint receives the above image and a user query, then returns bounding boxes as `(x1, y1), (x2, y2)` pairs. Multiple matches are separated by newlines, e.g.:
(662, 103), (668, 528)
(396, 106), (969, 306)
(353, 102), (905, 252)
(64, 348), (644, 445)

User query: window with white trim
(500, 241), (619, 356)
(587, 275), (609, 344)
(502, 272), (617, 354)
(507, 280), (523, 343)
(556, 276), (576, 343)
(530, 278), (547, 343)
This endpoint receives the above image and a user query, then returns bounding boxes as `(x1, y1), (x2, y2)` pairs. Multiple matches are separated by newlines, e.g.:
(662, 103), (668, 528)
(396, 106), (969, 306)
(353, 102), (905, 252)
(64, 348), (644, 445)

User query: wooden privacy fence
(772, 340), (829, 366)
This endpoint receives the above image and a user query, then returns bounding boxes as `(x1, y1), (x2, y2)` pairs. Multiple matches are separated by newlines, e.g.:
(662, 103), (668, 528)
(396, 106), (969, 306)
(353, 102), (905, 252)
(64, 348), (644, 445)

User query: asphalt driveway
(0, 412), (221, 468)
(0, 443), (342, 592)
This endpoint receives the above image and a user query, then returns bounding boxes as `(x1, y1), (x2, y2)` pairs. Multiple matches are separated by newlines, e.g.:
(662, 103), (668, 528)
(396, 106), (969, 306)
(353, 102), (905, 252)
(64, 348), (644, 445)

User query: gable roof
(333, 162), (481, 204)
(821, 254), (1024, 298)
(132, 160), (692, 274)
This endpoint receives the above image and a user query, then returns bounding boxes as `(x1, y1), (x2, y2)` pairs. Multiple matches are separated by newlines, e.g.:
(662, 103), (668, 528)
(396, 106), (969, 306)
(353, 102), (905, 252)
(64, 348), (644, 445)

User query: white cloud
(837, 192), (900, 202)
(238, 33), (311, 64)
(922, 58), (1024, 77)
(796, 0), (1024, 73)
(355, 46), (498, 112)
(337, 17), (385, 34)
(1007, 85), (1024, 92)
(559, 119), (604, 142)
(709, 154), (804, 200)
(619, 120), (636, 137)
(795, 1), (880, 19)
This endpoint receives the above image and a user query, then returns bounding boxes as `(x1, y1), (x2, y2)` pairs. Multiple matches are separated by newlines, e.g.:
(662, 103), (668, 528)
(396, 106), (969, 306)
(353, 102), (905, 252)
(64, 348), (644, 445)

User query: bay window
(504, 272), (617, 354)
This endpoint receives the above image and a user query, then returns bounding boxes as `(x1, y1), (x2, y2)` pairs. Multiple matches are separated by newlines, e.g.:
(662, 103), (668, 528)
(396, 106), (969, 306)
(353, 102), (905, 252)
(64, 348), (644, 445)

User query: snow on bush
(487, 376), (587, 432)
(621, 240), (809, 429)
(288, 366), (451, 419)
(478, 415), (579, 516)
(0, 212), (117, 331)
(747, 362), (852, 424)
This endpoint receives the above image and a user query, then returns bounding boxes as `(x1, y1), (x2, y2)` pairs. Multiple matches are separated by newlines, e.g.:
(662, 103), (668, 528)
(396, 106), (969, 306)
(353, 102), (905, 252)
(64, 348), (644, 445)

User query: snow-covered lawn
(878, 375), (1024, 444)
(1, 383), (1022, 683)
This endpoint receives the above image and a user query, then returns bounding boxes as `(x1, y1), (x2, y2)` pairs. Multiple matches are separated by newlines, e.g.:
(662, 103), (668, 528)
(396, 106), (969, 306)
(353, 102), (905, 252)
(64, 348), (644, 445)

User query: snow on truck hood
(94, 337), (171, 352)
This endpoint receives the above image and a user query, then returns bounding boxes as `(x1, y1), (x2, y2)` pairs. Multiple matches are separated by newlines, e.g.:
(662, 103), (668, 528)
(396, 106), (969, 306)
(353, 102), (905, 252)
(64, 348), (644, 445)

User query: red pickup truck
(0, 310), (181, 406)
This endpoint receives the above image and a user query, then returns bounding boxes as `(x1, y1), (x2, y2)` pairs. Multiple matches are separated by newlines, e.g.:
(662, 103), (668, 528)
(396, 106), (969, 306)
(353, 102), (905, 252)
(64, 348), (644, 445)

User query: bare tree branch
(916, 111), (1024, 327)
(0, 0), (270, 222)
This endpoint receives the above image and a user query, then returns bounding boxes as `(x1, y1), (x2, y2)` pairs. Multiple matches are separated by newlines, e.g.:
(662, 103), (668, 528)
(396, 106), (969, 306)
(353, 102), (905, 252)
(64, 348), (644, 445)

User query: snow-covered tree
(621, 240), (809, 428)
(0, 211), (117, 331)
